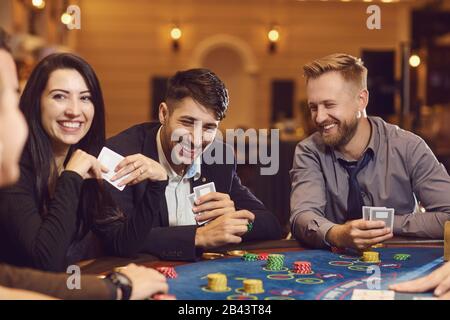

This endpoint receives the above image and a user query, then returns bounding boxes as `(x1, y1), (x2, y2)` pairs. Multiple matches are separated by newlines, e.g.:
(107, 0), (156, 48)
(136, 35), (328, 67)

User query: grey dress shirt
(290, 116), (450, 248)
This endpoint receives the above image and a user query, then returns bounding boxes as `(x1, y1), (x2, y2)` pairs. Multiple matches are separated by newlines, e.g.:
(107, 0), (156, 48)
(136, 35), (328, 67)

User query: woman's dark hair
(19, 53), (118, 238)
(165, 68), (229, 120)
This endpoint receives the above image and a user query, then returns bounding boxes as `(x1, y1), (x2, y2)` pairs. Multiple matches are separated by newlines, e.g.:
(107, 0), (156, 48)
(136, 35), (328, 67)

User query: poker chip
(265, 254), (285, 271)
(393, 253), (411, 261)
(156, 266), (178, 279)
(227, 250), (247, 257)
(207, 273), (229, 292)
(242, 253), (259, 261)
(257, 253), (269, 261)
(152, 293), (177, 300)
(292, 261), (312, 274)
(247, 222), (254, 232)
(202, 252), (225, 260)
(362, 251), (380, 263)
(243, 279), (264, 294)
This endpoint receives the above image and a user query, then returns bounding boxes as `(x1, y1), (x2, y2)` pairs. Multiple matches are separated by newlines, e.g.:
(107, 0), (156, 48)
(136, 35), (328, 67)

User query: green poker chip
(393, 254), (411, 261)
(247, 222), (254, 232)
(242, 253), (258, 261)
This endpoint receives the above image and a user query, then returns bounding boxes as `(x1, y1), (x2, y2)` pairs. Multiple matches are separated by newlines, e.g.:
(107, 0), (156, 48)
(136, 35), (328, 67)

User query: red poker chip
(257, 253), (269, 260)
(156, 267), (178, 279)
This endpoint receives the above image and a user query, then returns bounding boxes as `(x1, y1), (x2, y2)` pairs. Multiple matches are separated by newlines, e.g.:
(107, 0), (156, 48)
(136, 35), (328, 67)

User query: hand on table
(194, 210), (255, 248)
(326, 219), (393, 250)
(118, 263), (168, 300)
(389, 261), (450, 300)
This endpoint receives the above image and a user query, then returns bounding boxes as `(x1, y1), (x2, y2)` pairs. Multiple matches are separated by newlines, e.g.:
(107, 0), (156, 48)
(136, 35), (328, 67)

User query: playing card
(362, 206), (386, 221)
(97, 147), (131, 191)
(193, 182), (216, 200)
(187, 193), (196, 208)
(369, 207), (394, 230)
(351, 289), (395, 300)
(187, 192), (210, 226)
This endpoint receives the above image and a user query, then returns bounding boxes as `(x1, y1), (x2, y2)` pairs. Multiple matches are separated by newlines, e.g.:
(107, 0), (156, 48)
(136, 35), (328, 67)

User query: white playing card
(97, 147), (131, 191)
(187, 192), (210, 226)
(193, 182), (216, 200)
(351, 289), (395, 300)
(369, 207), (394, 230)
(363, 206), (386, 221)
(187, 193), (196, 208)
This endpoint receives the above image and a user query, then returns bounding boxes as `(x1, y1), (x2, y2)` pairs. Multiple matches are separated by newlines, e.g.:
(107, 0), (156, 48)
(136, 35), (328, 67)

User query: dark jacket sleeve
(229, 162), (283, 242)
(94, 179), (169, 258)
(0, 263), (114, 300)
(0, 161), (83, 272)
(99, 178), (199, 261)
(141, 225), (200, 261)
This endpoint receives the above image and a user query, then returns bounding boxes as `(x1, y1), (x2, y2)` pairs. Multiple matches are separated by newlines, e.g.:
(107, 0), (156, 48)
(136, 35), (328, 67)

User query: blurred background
(1, 0), (449, 235)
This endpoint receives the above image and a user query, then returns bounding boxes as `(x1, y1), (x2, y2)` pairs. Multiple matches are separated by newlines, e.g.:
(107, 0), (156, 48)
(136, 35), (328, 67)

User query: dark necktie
(339, 151), (372, 220)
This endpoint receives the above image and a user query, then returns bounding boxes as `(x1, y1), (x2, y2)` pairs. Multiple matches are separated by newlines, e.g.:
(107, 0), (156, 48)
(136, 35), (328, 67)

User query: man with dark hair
(105, 68), (282, 261)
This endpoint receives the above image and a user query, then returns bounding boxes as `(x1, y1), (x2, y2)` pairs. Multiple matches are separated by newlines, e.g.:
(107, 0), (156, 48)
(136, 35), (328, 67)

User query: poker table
(80, 238), (445, 300)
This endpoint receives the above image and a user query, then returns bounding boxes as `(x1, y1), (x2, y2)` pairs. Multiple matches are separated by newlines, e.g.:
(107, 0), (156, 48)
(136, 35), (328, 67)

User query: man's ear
(358, 89), (369, 113)
(159, 102), (169, 125)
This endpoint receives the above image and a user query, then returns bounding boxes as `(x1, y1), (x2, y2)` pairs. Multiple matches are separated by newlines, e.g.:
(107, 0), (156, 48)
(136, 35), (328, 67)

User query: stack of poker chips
(257, 253), (269, 261)
(207, 273), (228, 292)
(393, 253), (411, 261)
(156, 266), (178, 279)
(242, 253), (258, 261)
(292, 261), (312, 274)
(362, 251), (380, 263)
(243, 279), (264, 294)
(265, 254), (285, 271)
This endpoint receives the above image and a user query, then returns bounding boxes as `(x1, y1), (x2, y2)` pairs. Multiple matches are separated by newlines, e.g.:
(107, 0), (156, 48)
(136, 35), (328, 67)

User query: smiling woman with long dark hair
(0, 53), (167, 272)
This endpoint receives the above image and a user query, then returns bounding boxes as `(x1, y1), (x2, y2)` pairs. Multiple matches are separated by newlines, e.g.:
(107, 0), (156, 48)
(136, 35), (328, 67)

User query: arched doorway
(190, 35), (259, 130)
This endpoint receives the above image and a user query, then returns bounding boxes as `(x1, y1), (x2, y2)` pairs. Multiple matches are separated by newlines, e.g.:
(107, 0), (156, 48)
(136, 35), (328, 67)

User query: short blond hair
(303, 53), (368, 90)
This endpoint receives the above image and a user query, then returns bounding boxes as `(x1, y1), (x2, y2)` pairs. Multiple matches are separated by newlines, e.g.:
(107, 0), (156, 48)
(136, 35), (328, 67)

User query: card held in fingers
(193, 182), (216, 200)
(369, 207), (394, 230)
(97, 147), (130, 191)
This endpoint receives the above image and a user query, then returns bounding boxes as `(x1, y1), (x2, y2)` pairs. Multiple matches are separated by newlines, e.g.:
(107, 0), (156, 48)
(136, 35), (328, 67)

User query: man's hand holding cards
(191, 183), (236, 225)
(326, 206), (395, 250)
(362, 206), (395, 230)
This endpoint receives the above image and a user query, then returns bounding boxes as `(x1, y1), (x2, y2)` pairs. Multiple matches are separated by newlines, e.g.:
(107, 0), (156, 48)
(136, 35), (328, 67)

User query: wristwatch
(105, 272), (132, 300)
